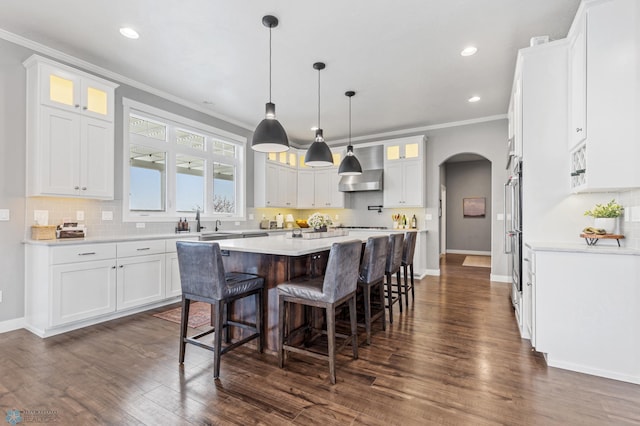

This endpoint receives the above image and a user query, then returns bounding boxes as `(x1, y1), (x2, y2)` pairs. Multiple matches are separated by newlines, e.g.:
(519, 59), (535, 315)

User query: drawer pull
(136, 247), (151, 251)
(78, 252), (96, 256)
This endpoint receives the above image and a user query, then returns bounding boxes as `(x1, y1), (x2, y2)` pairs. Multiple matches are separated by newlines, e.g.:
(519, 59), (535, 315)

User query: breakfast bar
(214, 233), (382, 352)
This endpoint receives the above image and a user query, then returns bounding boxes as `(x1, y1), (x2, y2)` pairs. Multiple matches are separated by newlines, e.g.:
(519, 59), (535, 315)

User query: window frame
(122, 98), (246, 222)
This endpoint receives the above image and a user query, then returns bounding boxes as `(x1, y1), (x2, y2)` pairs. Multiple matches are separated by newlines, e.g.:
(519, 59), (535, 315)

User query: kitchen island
(215, 233), (391, 352)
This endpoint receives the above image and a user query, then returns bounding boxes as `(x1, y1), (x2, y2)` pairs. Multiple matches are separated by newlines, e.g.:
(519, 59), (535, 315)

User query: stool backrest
(402, 231), (417, 265)
(323, 239), (363, 302)
(359, 236), (389, 285)
(386, 233), (404, 274)
(176, 241), (227, 300)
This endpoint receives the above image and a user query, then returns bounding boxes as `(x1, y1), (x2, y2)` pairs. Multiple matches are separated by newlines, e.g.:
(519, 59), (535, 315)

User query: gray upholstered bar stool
(385, 233), (404, 323)
(176, 241), (264, 379)
(401, 231), (417, 307)
(357, 235), (389, 345)
(277, 240), (362, 384)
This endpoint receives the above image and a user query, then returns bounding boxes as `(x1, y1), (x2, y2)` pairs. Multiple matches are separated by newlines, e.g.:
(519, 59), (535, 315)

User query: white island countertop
(215, 231), (409, 256)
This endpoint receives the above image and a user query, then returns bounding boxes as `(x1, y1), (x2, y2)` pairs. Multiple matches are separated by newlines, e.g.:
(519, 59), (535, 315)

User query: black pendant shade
(304, 62), (334, 167)
(252, 15), (289, 153)
(338, 91), (363, 175)
(305, 129), (334, 166)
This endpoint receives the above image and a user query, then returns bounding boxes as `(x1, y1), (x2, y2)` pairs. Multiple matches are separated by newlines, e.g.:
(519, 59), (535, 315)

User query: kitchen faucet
(195, 208), (205, 232)
(215, 219), (222, 232)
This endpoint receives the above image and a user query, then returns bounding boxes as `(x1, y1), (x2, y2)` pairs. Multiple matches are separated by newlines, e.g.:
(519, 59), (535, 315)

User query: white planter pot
(594, 217), (617, 234)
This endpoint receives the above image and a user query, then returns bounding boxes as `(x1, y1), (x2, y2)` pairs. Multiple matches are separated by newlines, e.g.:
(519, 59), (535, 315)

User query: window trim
(122, 98), (246, 222)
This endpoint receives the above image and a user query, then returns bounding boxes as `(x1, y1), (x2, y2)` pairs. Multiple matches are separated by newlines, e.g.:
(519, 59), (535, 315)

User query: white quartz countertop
(216, 229), (423, 256)
(23, 227), (421, 247)
(526, 241), (640, 256)
(216, 234), (367, 256)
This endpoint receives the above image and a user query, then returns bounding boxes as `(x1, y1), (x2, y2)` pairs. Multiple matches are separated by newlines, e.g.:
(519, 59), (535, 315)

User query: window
(123, 98), (246, 221)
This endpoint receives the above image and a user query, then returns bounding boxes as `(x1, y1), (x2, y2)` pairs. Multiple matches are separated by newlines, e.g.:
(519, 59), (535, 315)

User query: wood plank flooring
(1, 254), (639, 425)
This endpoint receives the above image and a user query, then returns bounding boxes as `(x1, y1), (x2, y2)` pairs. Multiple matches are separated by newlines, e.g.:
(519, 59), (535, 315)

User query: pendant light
(338, 91), (363, 176)
(304, 62), (334, 167)
(251, 15), (289, 152)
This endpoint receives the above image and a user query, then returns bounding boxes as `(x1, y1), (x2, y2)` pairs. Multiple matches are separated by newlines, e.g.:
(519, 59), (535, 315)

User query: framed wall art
(463, 197), (486, 218)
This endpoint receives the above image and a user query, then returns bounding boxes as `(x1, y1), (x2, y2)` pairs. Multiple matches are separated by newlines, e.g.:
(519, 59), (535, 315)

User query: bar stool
(357, 235), (389, 345)
(176, 241), (264, 379)
(277, 240), (362, 384)
(385, 233), (404, 323)
(401, 231), (417, 307)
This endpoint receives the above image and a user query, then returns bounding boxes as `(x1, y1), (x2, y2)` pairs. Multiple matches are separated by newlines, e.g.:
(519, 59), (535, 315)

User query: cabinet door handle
(119, 265), (124, 268)
(78, 252), (96, 256)
(81, 187), (87, 190)
(74, 104), (80, 108)
(83, 106), (88, 110)
(136, 247), (150, 251)
(111, 266), (116, 269)
(527, 281), (532, 287)
(576, 128), (582, 132)
(74, 186), (80, 190)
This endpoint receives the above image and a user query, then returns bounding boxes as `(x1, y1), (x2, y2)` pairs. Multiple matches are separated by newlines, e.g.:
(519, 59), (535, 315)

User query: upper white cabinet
(568, 0), (640, 192)
(568, 13), (587, 151)
(296, 168), (344, 209)
(297, 148), (344, 209)
(254, 153), (298, 208)
(24, 55), (118, 199)
(383, 136), (425, 208)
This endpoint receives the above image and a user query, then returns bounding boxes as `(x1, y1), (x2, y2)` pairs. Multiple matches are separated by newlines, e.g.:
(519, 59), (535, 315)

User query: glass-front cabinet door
(40, 63), (114, 122)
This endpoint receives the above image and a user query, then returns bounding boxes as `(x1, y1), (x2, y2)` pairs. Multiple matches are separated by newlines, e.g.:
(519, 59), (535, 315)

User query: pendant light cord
(348, 95), (352, 148)
(269, 25), (272, 103)
(317, 67), (321, 129)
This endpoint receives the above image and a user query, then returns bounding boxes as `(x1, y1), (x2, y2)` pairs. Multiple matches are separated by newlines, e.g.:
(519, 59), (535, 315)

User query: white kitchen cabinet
(568, 13), (587, 151)
(36, 106), (114, 198)
(26, 243), (117, 335)
(568, 0), (640, 192)
(24, 55), (118, 199)
(116, 240), (166, 310)
(382, 136), (425, 208)
(531, 246), (640, 384)
(116, 254), (165, 310)
(50, 245), (117, 327)
(383, 158), (423, 207)
(51, 261), (117, 326)
(278, 166), (298, 207)
(296, 168), (344, 209)
(254, 154), (298, 208)
(25, 238), (180, 338)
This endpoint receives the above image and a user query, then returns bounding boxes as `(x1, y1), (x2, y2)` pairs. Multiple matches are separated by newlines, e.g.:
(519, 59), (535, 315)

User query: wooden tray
(580, 233), (624, 246)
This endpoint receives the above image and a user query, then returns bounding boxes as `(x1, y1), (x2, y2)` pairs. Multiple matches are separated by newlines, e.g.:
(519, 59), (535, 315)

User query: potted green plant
(584, 199), (623, 234)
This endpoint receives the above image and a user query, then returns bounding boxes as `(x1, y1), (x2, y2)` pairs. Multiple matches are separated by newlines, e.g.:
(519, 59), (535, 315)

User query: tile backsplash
(24, 196), (425, 240)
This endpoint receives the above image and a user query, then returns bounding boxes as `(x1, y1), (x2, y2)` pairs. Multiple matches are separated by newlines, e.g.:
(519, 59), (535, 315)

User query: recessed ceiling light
(119, 27), (139, 39)
(461, 46), (478, 56)
(468, 96), (481, 103)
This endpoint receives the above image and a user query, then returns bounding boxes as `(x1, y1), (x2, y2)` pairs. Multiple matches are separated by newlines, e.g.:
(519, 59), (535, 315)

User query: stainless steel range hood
(338, 145), (383, 192)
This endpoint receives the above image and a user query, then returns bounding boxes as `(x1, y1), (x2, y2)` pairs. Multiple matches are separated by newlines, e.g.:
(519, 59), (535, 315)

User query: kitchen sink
(198, 232), (238, 241)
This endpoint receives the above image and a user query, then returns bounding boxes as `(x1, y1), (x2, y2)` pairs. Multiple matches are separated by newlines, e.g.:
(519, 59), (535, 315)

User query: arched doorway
(440, 153), (492, 258)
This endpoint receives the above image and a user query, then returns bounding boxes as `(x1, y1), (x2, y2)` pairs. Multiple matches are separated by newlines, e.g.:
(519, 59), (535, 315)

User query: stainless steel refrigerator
(504, 160), (522, 306)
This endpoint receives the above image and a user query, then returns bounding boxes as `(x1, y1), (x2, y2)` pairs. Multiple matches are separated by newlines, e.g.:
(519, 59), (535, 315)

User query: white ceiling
(0, 0), (580, 145)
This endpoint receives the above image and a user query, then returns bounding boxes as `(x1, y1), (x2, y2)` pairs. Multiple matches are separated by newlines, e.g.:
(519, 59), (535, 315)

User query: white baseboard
(425, 268), (440, 276)
(0, 317), (25, 334)
(446, 249), (492, 256)
(490, 274), (511, 283)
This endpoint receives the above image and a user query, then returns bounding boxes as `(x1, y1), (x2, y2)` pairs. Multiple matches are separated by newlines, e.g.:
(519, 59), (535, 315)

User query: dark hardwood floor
(2, 254), (639, 425)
